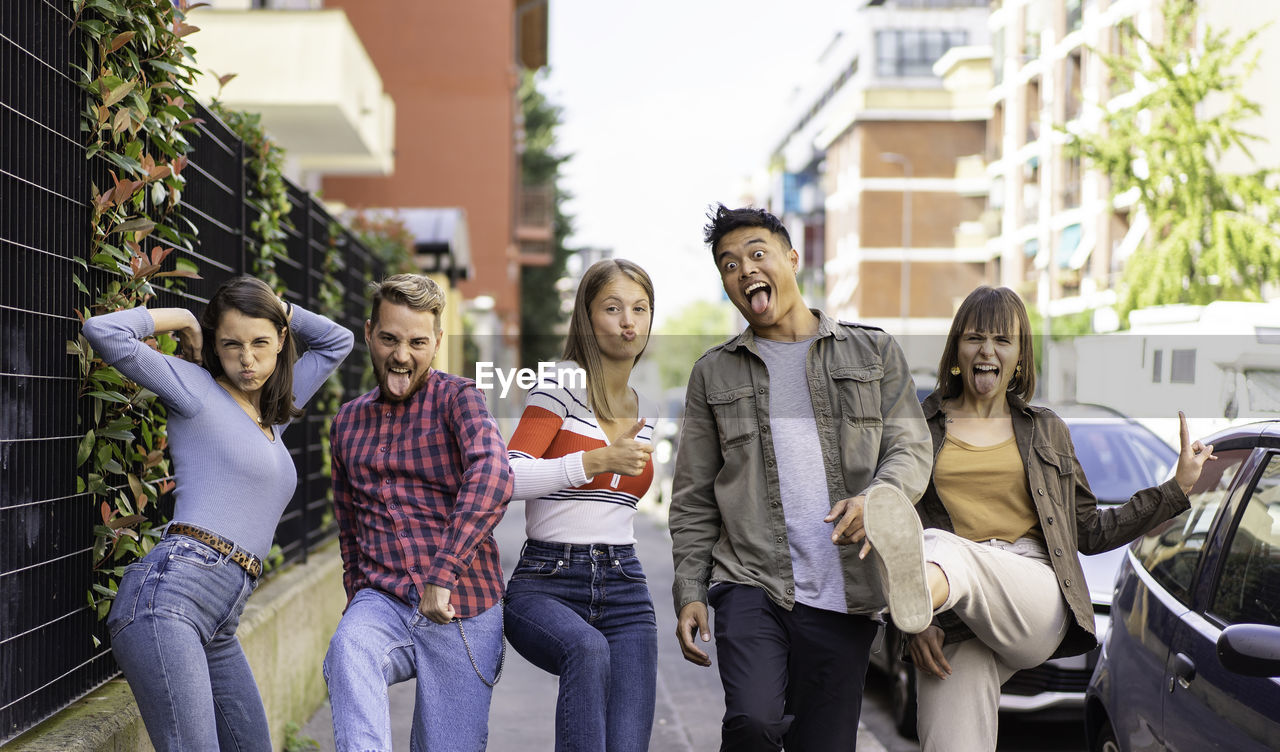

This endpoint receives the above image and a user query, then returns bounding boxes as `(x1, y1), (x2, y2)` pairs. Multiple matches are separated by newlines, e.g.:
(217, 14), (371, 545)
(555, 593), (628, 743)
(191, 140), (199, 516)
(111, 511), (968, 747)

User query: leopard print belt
(165, 523), (263, 579)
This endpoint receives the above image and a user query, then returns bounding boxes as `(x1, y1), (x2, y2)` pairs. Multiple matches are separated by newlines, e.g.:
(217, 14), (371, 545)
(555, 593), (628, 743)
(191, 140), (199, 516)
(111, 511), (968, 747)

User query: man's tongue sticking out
(387, 367), (413, 397)
(750, 287), (771, 315)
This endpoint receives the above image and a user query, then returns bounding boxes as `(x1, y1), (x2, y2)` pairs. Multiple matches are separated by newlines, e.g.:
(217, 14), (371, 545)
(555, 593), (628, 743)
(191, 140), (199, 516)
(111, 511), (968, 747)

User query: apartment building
(987, 0), (1280, 330)
(770, 0), (993, 370)
(321, 1), (550, 374)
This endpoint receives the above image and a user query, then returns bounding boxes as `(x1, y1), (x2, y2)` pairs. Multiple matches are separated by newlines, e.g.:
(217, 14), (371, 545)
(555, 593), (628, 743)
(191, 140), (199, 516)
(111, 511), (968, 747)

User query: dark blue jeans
(504, 540), (658, 752)
(710, 583), (879, 752)
(107, 534), (268, 752)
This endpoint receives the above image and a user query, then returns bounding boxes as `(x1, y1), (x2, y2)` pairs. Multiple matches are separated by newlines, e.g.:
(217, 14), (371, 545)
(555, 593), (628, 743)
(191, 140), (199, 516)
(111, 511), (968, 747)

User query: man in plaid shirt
(324, 274), (512, 751)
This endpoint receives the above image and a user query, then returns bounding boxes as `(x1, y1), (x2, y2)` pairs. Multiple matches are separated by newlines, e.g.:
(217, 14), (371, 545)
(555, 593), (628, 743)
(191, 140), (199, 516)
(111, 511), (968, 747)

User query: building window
(1171, 349), (1196, 384)
(875, 29), (969, 78)
(1152, 349), (1164, 383)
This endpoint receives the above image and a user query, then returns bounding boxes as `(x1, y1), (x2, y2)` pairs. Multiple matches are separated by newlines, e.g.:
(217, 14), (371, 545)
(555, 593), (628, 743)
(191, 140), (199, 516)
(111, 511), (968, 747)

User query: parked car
(1085, 420), (1280, 752)
(871, 402), (1179, 738)
(650, 386), (687, 507)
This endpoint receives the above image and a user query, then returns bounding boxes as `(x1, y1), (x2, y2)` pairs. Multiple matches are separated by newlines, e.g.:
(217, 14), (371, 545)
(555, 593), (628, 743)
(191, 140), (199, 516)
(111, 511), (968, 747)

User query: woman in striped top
(504, 259), (659, 752)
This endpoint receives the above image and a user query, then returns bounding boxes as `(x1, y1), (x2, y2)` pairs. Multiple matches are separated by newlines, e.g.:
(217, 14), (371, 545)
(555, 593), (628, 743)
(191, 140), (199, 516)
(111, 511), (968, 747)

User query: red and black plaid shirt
(331, 370), (512, 618)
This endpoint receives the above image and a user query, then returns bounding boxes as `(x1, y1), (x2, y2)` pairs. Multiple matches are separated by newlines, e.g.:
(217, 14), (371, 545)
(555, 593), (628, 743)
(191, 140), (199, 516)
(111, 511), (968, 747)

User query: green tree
(519, 70), (575, 367)
(1067, 0), (1280, 318)
(651, 300), (739, 390)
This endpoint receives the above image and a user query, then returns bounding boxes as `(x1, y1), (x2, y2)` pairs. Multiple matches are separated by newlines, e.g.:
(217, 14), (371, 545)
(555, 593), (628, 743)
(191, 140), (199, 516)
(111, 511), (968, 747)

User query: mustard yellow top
(934, 434), (1042, 544)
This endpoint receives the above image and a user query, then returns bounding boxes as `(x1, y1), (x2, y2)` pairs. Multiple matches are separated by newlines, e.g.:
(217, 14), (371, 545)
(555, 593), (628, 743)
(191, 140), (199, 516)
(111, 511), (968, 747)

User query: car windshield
(1067, 422), (1177, 503)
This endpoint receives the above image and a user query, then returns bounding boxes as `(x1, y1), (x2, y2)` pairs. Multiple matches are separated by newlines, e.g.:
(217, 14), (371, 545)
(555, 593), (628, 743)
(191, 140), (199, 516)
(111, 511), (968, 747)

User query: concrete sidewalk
(302, 504), (887, 751)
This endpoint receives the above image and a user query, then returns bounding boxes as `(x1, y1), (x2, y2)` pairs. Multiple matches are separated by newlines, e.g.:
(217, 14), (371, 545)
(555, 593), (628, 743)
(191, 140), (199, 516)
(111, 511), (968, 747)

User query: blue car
(1085, 420), (1280, 751)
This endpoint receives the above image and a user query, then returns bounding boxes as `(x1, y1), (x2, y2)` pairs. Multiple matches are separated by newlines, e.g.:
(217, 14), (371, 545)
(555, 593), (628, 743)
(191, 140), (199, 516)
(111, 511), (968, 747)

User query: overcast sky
(544, 0), (852, 325)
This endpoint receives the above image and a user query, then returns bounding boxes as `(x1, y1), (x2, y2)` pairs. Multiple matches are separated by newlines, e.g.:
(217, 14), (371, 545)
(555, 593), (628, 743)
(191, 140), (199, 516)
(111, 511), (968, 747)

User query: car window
(1068, 423), (1176, 502)
(1209, 452), (1280, 628)
(1131, 449), (1250, 604)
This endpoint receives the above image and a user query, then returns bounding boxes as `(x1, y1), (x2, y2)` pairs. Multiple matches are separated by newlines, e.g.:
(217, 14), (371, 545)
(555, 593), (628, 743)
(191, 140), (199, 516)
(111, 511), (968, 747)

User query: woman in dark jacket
(857, 285), (1212, 752)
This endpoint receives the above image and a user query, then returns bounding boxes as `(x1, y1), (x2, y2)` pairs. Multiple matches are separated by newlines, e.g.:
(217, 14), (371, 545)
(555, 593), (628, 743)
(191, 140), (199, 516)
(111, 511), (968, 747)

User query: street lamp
(881, 152), (912, 332)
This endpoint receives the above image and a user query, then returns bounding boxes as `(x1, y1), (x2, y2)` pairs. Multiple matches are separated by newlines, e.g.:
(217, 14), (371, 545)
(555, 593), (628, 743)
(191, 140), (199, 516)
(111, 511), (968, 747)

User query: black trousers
(709, 583), (879, 752)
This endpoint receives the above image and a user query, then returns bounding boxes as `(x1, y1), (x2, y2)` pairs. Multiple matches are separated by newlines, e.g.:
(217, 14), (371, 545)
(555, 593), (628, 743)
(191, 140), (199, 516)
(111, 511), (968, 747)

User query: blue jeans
(503, 540), (658, 752)
(107, 534), (268, 752)
(323, 588), (503, 752)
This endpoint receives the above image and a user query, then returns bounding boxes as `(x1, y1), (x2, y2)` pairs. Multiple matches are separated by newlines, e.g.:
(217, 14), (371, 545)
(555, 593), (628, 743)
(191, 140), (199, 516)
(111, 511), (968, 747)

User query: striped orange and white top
(507, 361), (656, 545)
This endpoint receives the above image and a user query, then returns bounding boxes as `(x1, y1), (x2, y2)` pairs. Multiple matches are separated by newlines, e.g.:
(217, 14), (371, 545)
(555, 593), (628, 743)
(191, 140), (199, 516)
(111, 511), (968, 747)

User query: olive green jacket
(917, 391), (1191, 657)
(670, 310), (932, 616)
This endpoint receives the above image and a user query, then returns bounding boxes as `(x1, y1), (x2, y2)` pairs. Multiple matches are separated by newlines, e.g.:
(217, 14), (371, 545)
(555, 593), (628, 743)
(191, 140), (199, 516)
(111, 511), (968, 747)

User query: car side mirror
(1217, 624), (1280, 677)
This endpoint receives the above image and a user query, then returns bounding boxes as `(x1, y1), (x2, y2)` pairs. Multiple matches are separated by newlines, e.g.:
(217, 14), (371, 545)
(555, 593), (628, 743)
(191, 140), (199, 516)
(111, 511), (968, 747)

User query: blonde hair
(562, 259), (654, 422)
(369, 274), (445, 329)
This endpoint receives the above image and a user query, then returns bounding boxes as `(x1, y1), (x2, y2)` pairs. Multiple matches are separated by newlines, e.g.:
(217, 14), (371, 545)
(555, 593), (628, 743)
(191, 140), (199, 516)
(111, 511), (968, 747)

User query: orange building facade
(322, 1), (546, 353)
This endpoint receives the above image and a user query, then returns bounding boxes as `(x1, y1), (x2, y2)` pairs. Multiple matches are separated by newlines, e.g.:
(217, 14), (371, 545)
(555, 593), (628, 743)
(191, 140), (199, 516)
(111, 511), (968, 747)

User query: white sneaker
(863, 484), (931, 634)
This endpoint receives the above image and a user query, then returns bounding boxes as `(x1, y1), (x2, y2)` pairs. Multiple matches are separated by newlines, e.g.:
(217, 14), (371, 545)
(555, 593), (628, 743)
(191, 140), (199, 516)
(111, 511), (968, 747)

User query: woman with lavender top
(81, 275), (354, 752)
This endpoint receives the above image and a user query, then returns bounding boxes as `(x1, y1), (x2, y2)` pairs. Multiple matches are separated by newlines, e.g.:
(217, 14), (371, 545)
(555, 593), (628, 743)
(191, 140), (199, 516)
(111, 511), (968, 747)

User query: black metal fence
(0, 1), (384, 742)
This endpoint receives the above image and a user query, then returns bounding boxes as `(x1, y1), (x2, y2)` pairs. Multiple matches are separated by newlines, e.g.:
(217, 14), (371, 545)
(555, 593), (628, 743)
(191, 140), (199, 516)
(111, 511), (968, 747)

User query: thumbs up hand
(583, 419), (654, 478)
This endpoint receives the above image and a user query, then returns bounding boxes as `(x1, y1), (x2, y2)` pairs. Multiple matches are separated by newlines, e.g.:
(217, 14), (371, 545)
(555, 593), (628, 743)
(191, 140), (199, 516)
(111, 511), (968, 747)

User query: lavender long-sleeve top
(82, 305), (355, 558)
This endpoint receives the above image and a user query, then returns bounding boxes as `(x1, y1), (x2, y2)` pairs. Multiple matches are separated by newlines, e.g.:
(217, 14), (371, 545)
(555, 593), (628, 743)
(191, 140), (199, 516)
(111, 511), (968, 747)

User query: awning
(1060, 222), (1095, 270)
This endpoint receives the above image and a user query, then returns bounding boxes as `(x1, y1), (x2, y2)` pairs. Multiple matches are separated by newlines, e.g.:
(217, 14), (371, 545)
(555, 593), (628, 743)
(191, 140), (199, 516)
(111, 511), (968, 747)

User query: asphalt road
(302, 500), (1088, 751)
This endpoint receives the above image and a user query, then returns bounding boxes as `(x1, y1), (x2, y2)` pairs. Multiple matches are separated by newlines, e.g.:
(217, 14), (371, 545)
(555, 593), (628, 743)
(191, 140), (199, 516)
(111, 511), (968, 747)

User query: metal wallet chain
(455, 601), (505, 688)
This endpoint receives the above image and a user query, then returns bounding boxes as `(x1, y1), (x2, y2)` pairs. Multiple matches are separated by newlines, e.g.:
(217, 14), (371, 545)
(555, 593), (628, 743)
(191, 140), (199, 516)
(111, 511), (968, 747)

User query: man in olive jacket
(671, 204), (932, 751)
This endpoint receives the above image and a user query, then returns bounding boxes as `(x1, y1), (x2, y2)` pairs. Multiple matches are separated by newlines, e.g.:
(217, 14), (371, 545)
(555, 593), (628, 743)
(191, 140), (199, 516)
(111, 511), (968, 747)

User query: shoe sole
(864, 484), (931, 634)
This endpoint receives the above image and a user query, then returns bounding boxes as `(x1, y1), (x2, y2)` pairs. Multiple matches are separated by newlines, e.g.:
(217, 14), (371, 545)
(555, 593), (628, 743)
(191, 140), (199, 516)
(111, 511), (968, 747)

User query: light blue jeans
(323, 588), (504, 752)
(108, 534), (268, 752)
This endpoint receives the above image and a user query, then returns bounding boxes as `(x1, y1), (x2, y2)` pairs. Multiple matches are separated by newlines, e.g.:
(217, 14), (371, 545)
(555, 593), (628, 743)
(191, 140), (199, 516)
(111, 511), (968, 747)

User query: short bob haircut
(199, 275), (302, 426)
(368, 273), (446, 329)
(563, 259), (654, 422)
(934, 285), (1037, 401)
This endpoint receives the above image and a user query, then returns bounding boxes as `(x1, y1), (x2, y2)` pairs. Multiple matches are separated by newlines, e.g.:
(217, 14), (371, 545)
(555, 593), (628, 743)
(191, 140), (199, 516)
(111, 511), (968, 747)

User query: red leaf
(100, 501), (112, 524)
(108, 31), (135, 54)
(111, 179), (141, 205)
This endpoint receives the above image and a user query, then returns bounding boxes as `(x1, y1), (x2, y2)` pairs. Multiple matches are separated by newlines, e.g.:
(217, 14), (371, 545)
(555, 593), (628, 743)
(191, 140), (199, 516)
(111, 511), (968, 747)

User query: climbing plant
(70, 0), (204, 624)
(209, 98), (292, 290)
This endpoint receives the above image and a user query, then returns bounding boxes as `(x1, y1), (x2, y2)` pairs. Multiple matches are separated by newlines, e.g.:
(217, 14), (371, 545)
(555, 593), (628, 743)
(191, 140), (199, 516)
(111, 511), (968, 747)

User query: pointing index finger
(1178, 410), (1191, 453)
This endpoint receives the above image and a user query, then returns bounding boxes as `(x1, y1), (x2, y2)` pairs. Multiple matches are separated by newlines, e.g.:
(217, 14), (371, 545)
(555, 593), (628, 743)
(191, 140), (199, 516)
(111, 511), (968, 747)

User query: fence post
(237, 137), (247, 275)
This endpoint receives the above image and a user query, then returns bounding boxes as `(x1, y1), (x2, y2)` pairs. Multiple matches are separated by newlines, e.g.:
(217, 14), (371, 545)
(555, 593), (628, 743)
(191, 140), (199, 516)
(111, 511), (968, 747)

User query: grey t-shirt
(754, 336), (847, 612)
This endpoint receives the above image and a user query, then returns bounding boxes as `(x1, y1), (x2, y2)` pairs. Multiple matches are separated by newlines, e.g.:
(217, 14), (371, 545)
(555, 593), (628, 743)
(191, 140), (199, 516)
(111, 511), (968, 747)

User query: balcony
(187, 9), (395, 176)
(517, 183), (554, 266)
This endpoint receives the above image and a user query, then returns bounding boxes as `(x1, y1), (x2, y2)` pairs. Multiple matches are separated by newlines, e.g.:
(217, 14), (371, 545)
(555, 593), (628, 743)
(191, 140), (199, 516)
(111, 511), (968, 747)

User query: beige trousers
(914, 530), (1071, 752)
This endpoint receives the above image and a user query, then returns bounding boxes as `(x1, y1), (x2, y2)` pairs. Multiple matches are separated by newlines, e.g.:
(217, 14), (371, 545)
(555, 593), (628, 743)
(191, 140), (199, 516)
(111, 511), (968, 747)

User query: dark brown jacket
(918, 391), (1189, 657)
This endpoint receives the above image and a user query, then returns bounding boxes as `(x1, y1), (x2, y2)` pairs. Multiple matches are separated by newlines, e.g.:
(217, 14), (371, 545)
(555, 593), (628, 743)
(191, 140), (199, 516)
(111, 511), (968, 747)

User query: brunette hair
(368, 273), (446, 328)
(562, 259), (654, 422)
(935, 285), (1037, 401)
(702, 203), (792, 255)
(200, 275), (302, 426)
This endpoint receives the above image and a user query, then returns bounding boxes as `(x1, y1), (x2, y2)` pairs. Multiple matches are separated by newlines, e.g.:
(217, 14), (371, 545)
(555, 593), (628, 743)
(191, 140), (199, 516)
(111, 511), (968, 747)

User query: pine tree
(1067, 0), (1280, 317)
